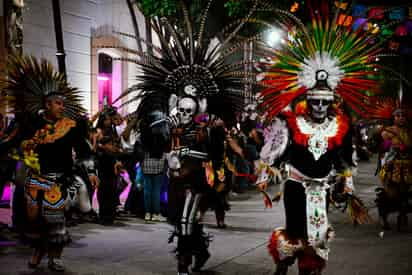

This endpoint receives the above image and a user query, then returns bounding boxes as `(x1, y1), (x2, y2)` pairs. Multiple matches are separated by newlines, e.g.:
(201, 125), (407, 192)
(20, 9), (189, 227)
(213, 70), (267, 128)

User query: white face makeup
(176, 97), (197, 126)
(307, 98), (331, 120)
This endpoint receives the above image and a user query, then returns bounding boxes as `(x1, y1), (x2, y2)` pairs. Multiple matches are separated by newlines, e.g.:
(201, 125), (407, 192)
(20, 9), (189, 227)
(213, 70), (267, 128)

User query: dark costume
(200, 125), (235, 228)
(95, 113), (122, 224)
(167, 121), (212, 273)
(1, 55), (96, 270)
(22, 117), (94, 246)
(107, 1), (253, 273)
(256, 5), (380, 274)
(260, 108), (354, 274)
(369, 97), (412, 231)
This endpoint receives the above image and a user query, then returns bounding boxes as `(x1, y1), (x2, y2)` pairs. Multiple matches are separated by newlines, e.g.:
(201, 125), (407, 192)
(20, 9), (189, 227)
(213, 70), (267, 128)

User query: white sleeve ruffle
(259, 118), (289, 166)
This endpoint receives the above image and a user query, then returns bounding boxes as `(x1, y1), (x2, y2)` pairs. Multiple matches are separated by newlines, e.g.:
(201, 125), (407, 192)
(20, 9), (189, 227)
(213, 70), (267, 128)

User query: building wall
(0, 1), (6, 114)
(22, 0), (144, 115)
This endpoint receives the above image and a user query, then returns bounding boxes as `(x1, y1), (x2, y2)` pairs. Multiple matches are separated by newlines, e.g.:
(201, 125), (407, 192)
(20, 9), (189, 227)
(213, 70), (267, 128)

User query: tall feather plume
(109, 1), (262, 124)
(197, 0), (213, 48)
(159, 17), (186, 63)
(258, 2), (392, 118)
(180, 0), (194, 65)
(0, 55), (85, 120)
(368, 95), (412, 121)
(112, 31), (163, 54)
(208, 0), (259, 62)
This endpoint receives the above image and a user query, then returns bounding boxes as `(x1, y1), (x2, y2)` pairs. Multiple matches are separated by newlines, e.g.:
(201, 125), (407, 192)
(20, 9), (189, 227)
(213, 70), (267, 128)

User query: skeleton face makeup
(242, 104), (258, 121)
(307, 98), (331, 120)
(177, 97), (197, 126)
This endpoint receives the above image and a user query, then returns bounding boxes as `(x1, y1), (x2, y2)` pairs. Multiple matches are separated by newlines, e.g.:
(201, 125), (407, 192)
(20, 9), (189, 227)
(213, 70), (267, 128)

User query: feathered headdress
(369, 85), (411, 121)
(259, 3), (383, 118)
(0, 55), (85, 120)
(102, 0), (258, 124)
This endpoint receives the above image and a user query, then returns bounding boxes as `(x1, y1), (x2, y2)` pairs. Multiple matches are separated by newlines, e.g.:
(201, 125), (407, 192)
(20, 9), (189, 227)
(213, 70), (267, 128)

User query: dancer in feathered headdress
(97, 1), (257, 274)
(256, 3), (380, 275)
(105, 0), (255, 125)
(259, 9), (381, 118)
(1, 55), (97, 272)
(371, 84), (412, 232)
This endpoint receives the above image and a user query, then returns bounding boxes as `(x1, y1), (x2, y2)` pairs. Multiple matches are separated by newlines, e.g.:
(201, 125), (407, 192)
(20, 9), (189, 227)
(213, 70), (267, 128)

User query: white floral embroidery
(296, 116), (338, 160)
(305, 184), (330, 260)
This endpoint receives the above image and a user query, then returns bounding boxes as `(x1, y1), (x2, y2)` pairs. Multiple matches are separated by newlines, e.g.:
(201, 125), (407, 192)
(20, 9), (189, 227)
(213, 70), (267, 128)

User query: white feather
(260, 118), (289, 165)
(297, 51), (344, 90)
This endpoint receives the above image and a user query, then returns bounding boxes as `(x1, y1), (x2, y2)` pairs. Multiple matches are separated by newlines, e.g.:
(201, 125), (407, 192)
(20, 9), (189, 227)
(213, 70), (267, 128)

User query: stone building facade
(1, 0), (148, 115)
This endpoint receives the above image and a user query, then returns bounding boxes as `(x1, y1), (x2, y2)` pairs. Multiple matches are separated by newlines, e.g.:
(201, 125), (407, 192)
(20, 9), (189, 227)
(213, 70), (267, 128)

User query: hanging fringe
(346, 194), (374, 225)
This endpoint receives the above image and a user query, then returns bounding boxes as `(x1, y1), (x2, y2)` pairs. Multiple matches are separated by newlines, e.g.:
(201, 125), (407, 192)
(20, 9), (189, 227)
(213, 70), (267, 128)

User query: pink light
(1, 183), (11, 201)
(98, 73), (112, 110)
(112, 61), (122, 108)
(91, 172), (132, 210)
(119, 171), (132, 201)
(97, 59), (122, 110)
(97, 75), (110, 81)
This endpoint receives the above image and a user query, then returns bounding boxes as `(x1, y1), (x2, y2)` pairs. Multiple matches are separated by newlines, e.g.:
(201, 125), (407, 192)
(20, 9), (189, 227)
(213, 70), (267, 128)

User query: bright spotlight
(266, 28), (284, 48)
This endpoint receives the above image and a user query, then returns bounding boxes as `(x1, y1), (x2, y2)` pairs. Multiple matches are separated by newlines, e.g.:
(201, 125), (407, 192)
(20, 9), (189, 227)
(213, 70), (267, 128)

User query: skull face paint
(242, 103), (258, 121)
(307, 98), (331, 120)
(177, 97), (197, 126)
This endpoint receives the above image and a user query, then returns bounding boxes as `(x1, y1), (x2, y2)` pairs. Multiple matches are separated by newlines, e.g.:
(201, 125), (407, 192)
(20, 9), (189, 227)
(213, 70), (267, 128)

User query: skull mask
(177, 97), (197, 126)
(307, 98), (331, 121)
(306, 70), (333, 121)
(242, 104), (258, 121)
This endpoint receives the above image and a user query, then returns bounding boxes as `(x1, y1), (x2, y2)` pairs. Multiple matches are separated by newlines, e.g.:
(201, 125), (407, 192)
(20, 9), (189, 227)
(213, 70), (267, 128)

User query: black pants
(0, 160), (15, 201)
(283, 180), (307, 239)
(124, 183), (145, 216)
(199, 188), (229, 223)
(97, 177), (117, 222)
(12, 184), (26, 229)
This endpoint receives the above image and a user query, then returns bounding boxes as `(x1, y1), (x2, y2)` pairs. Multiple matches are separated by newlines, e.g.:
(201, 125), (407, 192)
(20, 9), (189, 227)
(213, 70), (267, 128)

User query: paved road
(0, 157), (411, 275)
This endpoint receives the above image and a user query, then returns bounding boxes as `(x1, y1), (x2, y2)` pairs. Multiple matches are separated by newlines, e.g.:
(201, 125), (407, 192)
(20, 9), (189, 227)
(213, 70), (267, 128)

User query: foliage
(135, 0), (178, 17)
(136, 0), (294, 19)
(221, 0), (304, 37)
(224, 0), (248, 17)
(135, 0), (219, 40)
(224, 0), (292, 18)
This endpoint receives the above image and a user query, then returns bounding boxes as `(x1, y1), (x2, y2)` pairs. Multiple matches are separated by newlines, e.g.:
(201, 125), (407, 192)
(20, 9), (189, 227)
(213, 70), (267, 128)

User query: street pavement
(0, 157), (411, 275)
